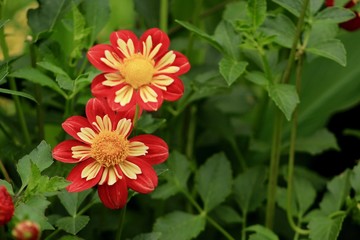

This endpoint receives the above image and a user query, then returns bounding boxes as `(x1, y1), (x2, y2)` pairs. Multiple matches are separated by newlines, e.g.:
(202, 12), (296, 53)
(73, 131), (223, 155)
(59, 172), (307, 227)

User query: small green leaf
(56, 215), (90, 235)
(136, 114), (167, 134)
(306, 39), (347, 67)
(196, 153), (232, 212)
(268, 83), (300, 121)
(37, 61), (68, 76)
(245, 71), (268, 86)
(132, 232), (162, 240)
(0, 88), (37, 103)
(213, 20), (242, 59)
(315, 7), (355, 23)
(293, 177), (317, 215)
(350, 162), (360, 200)
(308, 214), (346, 240)
(272, 0), (303, 17)
(246, 225), (279, 240)
(294, 128), (339, 155)
(234, 166), (267, 213)
(153, 211), (206, 240)
(56, 75), (74, 91)
(58, 189), (93, 216)
(262, 14), (296, 48)
(219, 57), (248, 86)
(0, 63), (9, 82)
(213, 205), (243, 224)
(175, 20), (224, 53)
(247, 0), (267, 28)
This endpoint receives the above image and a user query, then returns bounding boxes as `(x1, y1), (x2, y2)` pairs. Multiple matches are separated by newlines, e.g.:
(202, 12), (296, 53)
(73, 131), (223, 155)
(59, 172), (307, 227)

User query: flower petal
(129, 134), (169, 165)
(110, 30), (139, 59)
(53, 140), (89, 163)
(140, 28), (170, 60)
(62, 116), (93, 142)
(86, 98), (116, 131)
(126, 157), (158, 194)
(87, 44), (120, 72)
(91, 74), (114, 98)
(97, 176), (128, 209)
(162, 76), (184, 101)
(172, 51), (191, 75)
(66, 159), (103, 192)
(136, 86), (164, 111)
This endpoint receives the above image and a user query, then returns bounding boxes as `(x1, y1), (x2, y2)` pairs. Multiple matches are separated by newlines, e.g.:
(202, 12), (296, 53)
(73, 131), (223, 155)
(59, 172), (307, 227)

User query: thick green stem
(185, 105), (197, 160)
(159, 0), (168, 33)
(0, 28), (31, 145)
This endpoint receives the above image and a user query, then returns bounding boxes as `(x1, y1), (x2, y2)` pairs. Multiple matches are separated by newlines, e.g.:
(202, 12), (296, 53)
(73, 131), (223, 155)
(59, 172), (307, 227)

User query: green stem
(0, 159), (11, 183)
(159, 0), (168, 33)
(115, 206), (127, 240)
(0, 28), (31, 145)
(241, 210), (247, 240)
(44, 229), (61, 240)
(229, 140), (247, 172)
(185, 105), (197, 160)
(132, 104), (140, 128)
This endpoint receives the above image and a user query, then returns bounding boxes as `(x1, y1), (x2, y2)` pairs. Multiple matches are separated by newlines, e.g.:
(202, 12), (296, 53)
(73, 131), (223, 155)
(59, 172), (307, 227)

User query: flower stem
(115, 205), (127, 240)
(185, 105), (197, 160)
(159, 0), (168, 33)
(241, 210), (247, 240)
(0, 26), (31, 145)
(0, 158), (11, 183)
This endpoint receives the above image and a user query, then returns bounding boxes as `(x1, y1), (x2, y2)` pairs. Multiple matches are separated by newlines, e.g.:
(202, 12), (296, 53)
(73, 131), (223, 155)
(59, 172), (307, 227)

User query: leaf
(132, 232), (162, 240)
(219, 57), (248, 86)
(268, 83), (300, 121)
(213, 205), (242, 224)
(56, 216), (90, 235)
(320, 170), (351, 215)
(9, 67), (67, 98)
(37, 61), (68, 76)
(308, 214), (346, 240)
(246, 225), (279, 240)
(59, 236), (84, 240)
(306, 39), (346, 67)
(0, 180), (14, 195)
(151, 151), (191, 199)
(293, 177), (317, 215)
(272, 0), (303, 17)
(175, 20), (224, 53)
(261, 14), (296, 48)
(315, 7), (355, 23)
(245, 71), (268, 86)
(234, 166), (267, 213)
(247, 0), (267, 28)
(0, 63), (8, 82)
(153, 211), (206, 240)
(294, 128), (339, 155)
(350, 162), (360, 200)
(196, 153), (232, 212)
(213, 20), (242, 59)
(136, 114), (167, 134)
(0, 19), (9, 29)
(0, 88), (37, 103)
(58, 189), (93, 216)
(16, 141), (54, 188)
(223, 1), (248, 24)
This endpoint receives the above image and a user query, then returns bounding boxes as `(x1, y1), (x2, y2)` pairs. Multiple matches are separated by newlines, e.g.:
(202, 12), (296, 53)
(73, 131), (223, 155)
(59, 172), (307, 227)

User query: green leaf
(0, 88), (37, 103)
(132, 232), (162, 240)
(213, 20), (242, 59)
(315, 7), (355, 23)
(0, 63), (8, 82)
(59, 236), (84, 240)
(153, 211), (206, 240)
(151, 151), (192, 199)
(0, 180), (14, 195)
(9, 67), (67, 98)
(320, 170), (351, 215)
(246, 225), (279, 240)
(14, 195), (54, 230)
(175, 20), (224, 53)
(56, 75), (74, 91)
(294, 128), (339, 155)
(293, 177), (317, 215)
(247, 0), (267, 28)
(219, 57), (248, 86)
(16, 141), (54, 188)
(234, 166), (267, 213)
(136, 114), (167, 134)
(350, 162), (360, 200)
(196, 153), (232, 211)
(56, 216), (90, 235)
(58, 189), (93, 216)
(0, 19), (9, 29)
(223, 1), (248, 24)
(261, 14), (296, 48)
(272, 0), (303, 17)
(37, 61), (68, 76)
(306, 39), (346, 67)
(245, 71), (268, 86)
(213, 205), (242, 224)
(268, 83), (300, 121)
(308, 214), (346, 240)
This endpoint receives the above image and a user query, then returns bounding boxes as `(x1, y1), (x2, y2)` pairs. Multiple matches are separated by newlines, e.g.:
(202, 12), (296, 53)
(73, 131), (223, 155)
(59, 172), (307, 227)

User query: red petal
(140, 28), (170, 60)
(110, 30), (140, 58)
(136, 86), (164, 111)
(97, 177), (128, 209)
(126, 158), (158, 194)
(325, 0), (334, 6)
(162, 76), (184, 101)
(62, 116), (93, 142)
(340, 13), (360, 31)
(85, 98), (116, 131)
(87, 44), (120, 72)
(129, 134), (169, 165)
(52, 140), (89, 163)
(172, 51), (191, 76)
(91, 73), (113, 98)
(66, 159), (103, 192)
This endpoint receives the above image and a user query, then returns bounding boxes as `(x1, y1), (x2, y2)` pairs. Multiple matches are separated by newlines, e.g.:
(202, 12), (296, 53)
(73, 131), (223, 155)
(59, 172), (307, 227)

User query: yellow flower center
(121, 54), (154, 89)
(90, 131), (129, 167)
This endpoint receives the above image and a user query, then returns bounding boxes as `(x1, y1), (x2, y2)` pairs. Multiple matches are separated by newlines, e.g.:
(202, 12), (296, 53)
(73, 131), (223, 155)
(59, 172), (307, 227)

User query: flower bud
(12, 220), (41, 240)
(0, 185), (14, 225)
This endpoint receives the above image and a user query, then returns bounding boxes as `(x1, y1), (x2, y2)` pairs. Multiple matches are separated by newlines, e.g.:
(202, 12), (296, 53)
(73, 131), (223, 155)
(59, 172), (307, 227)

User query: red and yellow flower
(52, 98), (169, 209)
(87, 28), (190, 112)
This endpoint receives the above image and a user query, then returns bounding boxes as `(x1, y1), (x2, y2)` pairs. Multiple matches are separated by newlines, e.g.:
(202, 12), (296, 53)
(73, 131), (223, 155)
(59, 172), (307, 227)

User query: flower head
(326, 0), (360, 31)
(87, 28), (190, 112)
(52, 98), (169, 209)
(0, 185), (14, 225)
(12, 220), (40, 240)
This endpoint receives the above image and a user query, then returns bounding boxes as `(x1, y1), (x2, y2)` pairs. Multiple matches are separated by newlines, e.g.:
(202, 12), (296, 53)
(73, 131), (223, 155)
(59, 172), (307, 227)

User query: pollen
(90, 131), (129, 167)
(121, 54), (155, 89)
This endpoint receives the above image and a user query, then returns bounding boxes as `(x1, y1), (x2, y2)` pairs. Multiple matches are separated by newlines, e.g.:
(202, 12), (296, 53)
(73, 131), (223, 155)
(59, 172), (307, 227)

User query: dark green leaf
(268, 83), (300, 121)
(132, 232), (162, 240)
(0, 88), (37, 103)
(136, 114), (167, 134)
(0, 63), (8, 82)
(196, 153), (232, 211)
(272, 0), (303, 17)
(234, 166), (267, 213)
(56, 216), (90, 235)
(293, 177), (317, 215)
(153, 211), (206, 240)
(315, 7), (355, 23)
(37, 61), (68, 76)
(59, 236), (84, 240)
(247, 225), (279, 240)
(214, 20), (242, 59)
(58, 189), (93, 216)
(308, 214), (346, 240)
(350, 162), (360, 200)
(261, 14), (296, 48)
(306, 39), (346, 67)
(213, 205), (243, 224)
(219, 57), (248, 86)
(247, 0), (267, 28)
